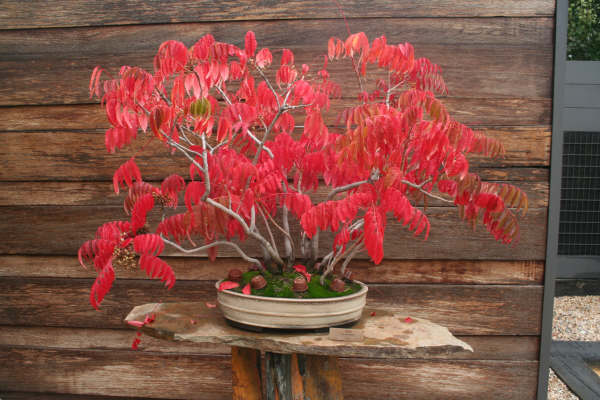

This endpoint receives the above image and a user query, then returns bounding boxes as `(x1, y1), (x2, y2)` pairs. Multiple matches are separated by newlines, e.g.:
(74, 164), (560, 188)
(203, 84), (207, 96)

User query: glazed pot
(215, 279), (368, 329)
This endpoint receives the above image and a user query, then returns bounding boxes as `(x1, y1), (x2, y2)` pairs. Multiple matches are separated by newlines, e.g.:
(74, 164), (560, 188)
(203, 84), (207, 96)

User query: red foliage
(82, 30), (528, 309)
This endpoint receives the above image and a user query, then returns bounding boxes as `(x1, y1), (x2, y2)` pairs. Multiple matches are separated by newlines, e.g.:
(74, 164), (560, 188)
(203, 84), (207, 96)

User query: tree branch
(205, 197), (285, 267)
(400, 179), (454, 204)
(161, 236), (262, 267)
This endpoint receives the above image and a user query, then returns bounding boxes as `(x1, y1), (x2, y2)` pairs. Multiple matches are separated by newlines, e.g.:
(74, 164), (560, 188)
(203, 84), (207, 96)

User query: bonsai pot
(215, 279), (368, 329)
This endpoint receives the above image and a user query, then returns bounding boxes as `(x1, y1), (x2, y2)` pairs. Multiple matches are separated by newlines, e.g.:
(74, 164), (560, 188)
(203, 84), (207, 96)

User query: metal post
(537, 0), (568, 398)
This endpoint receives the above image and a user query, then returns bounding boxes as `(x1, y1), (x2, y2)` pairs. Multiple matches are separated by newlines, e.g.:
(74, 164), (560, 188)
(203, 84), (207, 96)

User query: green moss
(227, 270), (362, 299)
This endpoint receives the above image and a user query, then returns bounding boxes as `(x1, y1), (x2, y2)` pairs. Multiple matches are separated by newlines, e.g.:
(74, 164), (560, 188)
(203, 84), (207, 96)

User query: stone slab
(126, 302), (473, 358)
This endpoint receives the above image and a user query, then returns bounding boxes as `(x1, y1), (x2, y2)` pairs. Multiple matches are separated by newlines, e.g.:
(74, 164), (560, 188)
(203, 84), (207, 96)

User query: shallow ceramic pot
(215, 279), (368, 329)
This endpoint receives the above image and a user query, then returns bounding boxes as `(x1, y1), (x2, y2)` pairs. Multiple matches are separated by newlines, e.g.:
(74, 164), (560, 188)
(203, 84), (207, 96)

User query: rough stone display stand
(126, 302), (473, 399)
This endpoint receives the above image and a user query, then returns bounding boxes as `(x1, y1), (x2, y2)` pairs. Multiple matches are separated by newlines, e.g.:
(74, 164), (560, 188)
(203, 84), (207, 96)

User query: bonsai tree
(80, 31), (528, 308)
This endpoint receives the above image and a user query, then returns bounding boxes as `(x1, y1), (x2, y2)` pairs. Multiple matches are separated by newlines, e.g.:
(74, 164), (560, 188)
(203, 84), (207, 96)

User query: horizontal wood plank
(0, 278), (542, 335)
(0, 1), (556, 30)
(0, 392), (138, 400)
(0, 325), (539, 360)
(0, 205), (547, 259)
(0, 346), (538, 399)
(0, 102), (552, 134)
(0, 255), (544, 284)
(0, 18), (553, 105)
(340, 358), (538, 400)
(0, 179), (548, 209)
(0, 127), (551, 183)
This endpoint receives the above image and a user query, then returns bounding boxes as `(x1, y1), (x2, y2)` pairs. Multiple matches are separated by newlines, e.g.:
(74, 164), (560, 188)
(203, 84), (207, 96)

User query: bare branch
(326, 179), (369, 201)
(261, 201), (295, 262)
(163, 133), (205, 173)
(200, 134), (210, 201)
(205, 197), (285, 267)
(161, 236), (262, 267)
(254, 64), (281, 108)
(400, 179), (454, 204)
(340, 242), (365, 276)
(257, 205), (279, 258)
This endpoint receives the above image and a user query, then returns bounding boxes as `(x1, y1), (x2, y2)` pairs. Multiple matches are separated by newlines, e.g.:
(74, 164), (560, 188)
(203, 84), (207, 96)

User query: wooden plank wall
(0, 1), (553, 399)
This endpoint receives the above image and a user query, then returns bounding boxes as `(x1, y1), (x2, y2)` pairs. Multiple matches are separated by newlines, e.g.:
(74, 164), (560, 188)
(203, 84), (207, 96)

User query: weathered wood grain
(0, 325), (540, 360)
(0, 51), (552, 105)
(231, 347), (262, 400)
(0, 255), (544, 284)
(339, 358), (538, 400)
(0, 347), (232, 399)
(0, 0), (556, 30)
(0, 178), (549, 210)
(0, 393), (138, 400)
(0, 346), (539, 400)
(0, 126), (551, 183)
(0, 205), (547, 259)
(0, 101), (552, 133)
(0, 18), (553, 105)
(0, 278), (542, 335)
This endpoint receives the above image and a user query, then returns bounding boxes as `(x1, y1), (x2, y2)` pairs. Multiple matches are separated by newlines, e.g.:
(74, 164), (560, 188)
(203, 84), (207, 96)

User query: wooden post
(231, 346), (263, 400)
(298, 354), (343, 400)
(265, 352), (343, 400)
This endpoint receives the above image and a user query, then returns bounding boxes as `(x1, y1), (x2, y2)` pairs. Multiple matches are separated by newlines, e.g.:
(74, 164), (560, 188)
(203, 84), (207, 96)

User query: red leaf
(138, 255), (176, 289)
(78, 239), (116, 270)
(292, 264), (312, 282)
(292, 264), (307, 274)
(255, 48), (273, 69)
(245, 31), (257, 57)
(404, 317), (415, 323)
(131, 337), (141, 350)
(127, 320), (144, 328)
(156, 213), (190, 243)
(113, 158), (142, 194)
(90, 262), (115, 310)
(363, 206), (385, 265)
(242, 284), (251, 295)
(161, 174), (186, 207)
(124, 181), (156, 214)
(134, 234), (165, 256)
(131, 193), (155, 232)
(218, 281), (240, 291)
(281, 48), (294, 66)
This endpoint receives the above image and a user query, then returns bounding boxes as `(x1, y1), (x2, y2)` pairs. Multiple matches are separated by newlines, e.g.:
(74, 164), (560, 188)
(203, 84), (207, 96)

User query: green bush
(568, 0), (600, 60)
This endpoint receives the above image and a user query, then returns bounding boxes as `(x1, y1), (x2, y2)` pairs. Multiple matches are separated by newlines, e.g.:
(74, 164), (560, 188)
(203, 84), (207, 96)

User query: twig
(200, 134), (210, 201)
(400, 179), (454, 204)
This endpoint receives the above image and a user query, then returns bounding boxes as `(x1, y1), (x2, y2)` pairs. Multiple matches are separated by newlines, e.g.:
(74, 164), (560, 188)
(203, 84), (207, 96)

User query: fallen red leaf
(404, 317), (415, 323)
(190, 319), (196, 324)
(292, 264), (307, 274)
(144, 313), (155, 324)
(131, 337), (141, 350)
(242, 283), (251, 295)
(370, 311), (376, 317)
(218, 281), (240, 291)
(292, 265), (311, 281)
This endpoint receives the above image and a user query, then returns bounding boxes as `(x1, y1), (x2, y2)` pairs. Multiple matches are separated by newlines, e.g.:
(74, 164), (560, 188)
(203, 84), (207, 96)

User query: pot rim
(215, 279), (368, 303)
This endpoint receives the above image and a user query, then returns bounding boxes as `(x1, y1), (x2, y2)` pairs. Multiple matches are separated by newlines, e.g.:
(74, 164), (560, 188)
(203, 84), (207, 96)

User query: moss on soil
(226, 269), (362, 299)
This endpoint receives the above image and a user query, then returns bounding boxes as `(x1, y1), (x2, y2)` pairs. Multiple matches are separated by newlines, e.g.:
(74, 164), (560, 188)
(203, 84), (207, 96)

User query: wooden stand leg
(296, 354), (343, 400)
(265, 352), (343, 400)
(232, 346), (263, 400)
